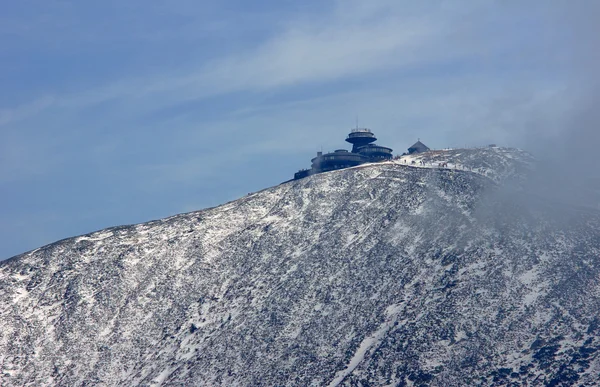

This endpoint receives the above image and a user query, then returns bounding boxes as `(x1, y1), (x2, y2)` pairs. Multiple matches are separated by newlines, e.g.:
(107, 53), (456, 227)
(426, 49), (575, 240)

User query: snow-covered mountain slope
(398, 146), (534, 184)
(1, 148), (600, 386)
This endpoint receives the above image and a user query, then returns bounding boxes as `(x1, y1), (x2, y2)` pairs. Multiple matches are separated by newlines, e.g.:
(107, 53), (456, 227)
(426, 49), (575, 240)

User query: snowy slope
(1, 148), (600, 386)
(397, 146), (535, 184)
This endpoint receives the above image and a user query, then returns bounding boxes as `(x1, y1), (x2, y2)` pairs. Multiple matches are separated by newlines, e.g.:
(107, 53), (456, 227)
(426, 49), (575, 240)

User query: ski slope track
(1, 147), (600, 386)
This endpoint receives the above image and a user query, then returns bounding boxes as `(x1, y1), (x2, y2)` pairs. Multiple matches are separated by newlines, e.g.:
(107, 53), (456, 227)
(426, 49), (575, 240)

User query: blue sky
(1, 0), (598, 259)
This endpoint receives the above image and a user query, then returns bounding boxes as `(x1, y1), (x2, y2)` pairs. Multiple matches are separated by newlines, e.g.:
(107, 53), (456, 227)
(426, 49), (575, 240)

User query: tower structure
(345, 128), (376, 153)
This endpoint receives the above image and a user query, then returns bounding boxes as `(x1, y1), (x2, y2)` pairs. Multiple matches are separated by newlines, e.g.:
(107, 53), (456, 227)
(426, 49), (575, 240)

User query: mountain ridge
(2, 148), (600, 386)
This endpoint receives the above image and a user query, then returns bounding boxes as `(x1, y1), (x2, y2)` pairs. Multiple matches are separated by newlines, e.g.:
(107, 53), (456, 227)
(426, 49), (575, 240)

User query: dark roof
(408, 140), (430, 152)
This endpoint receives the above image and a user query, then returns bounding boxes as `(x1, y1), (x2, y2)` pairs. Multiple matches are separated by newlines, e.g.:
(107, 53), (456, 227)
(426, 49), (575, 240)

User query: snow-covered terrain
(1, 147), (599, 386)
(396, 146), (535, 184)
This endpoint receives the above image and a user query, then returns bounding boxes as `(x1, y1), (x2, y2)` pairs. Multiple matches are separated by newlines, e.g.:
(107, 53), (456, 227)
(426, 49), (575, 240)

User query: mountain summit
(1, 147), (599, 386)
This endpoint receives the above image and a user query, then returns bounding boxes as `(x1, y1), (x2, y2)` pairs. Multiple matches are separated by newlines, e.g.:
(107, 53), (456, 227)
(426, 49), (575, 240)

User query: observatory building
(294, 128), (393, 180)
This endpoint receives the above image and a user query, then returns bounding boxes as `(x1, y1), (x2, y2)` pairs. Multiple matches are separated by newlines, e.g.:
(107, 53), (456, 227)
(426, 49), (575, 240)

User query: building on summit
(294, 128), (393, 180)
(407, 140), (430, 154)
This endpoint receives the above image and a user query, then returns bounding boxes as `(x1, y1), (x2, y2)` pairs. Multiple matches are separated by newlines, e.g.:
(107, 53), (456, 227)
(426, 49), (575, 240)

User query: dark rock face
(1, 151), (599, 386)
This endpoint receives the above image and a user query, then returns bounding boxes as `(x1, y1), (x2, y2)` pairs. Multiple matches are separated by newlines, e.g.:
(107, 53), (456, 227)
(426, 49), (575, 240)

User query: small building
(294, 169), (311, 180)
(408, 140), (430, 154)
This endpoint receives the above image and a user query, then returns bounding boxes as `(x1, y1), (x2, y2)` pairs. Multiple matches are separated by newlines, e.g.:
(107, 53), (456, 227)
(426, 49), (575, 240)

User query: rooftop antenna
(355, 115), (359, 129)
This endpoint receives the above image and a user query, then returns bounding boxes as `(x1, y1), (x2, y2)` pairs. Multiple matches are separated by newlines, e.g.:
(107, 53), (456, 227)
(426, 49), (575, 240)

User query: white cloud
(0, 96), (55, 126)
(197, 8), (433, 91)
(1, 0), (571, 128)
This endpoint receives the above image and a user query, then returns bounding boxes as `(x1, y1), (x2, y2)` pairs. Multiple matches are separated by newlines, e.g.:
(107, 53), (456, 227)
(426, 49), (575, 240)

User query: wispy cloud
(0, 0), (481, 123)
(0, 96), (55, 126)
(196, 3), (437, 91)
